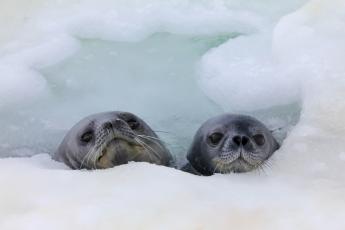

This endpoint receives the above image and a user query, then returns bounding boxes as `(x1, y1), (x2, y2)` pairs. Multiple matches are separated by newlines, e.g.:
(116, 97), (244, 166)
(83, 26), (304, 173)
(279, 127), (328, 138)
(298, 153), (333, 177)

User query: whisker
(262, 159), (273, 171)
(85, 130), (115, 170)
(137, 134), (161, 141)
(152, 130), (173, 135)
(145, 132), (186, 153)
(256, 164), (265, 176)
(134, 138), (154, 163)
(80, 145), (95, 169)
(135, 137), (162, 161)
(137, 135), (166, 151)
(213, 160), (221, 174)
(79, 146), (91, 169)
(262, 156), (272, 167)
(218, 162), (224, 174)
(86, 144), (99, 170)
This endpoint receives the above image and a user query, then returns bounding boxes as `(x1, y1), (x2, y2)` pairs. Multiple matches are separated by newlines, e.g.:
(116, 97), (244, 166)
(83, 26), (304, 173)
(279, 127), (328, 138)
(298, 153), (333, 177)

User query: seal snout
(99, 119), (136, 143)
(232, 135), (249, 147)
(102, 119), (130, 133)
(102, 121), (113, 130)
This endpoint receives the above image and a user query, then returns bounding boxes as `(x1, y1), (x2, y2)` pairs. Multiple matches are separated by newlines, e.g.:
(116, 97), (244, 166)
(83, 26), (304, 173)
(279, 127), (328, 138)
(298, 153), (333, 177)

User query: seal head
(186, 114), (279, 175)
(53, 111), (173, 169)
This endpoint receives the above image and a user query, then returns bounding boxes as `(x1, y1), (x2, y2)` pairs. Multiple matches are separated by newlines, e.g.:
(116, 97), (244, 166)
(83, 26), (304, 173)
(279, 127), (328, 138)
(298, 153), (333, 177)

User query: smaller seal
(182, 114), (279, 175)
(53, 111), (173, 169)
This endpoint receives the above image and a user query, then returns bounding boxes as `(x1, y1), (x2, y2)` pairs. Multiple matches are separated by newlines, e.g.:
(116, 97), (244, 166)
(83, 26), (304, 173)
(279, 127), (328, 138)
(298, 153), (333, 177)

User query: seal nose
(232, 136), (249, 147)
(113, 118), (127, 129)
(114, 119), (121, 124)
(103, 122), (113, 130)
(233, 136), (242, 146)
(241, 136), (249, 146)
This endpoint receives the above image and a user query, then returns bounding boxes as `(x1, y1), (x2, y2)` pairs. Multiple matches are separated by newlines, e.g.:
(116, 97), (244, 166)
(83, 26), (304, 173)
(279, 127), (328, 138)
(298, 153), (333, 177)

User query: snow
(1, 0), (345, 229)
(1, 154), (344, 230)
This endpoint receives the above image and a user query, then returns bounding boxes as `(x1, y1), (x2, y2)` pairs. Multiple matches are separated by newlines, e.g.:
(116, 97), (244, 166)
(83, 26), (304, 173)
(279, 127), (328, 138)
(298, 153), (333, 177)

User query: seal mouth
(96, 137), (143, 166)
(228, 158), (254, 173)
(212, 152), (259, 173)
(95, 135), (165, 168)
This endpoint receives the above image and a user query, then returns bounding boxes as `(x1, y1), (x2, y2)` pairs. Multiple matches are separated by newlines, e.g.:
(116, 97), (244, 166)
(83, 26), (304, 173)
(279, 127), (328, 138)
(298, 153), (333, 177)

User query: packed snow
(1, 0), (345, 229)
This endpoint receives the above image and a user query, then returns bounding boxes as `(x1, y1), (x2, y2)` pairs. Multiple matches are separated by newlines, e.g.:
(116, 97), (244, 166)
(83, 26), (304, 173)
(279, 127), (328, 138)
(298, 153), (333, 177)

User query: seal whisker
(93, 131), (117, 168)
(137, 134), (185, 153)
(152, 130), (173, 135)
(212, 161), (219, 174)
(218, 162), (226, 174)
(134, 138), (154, 163)
(91, 145), (101, 170)
(136, 135), (166, 151)
(262, 159), (273, 171)
(85, 143), (100, 170)
(261, 164), (268, 175)
(79, 148), (91, 169)
(224, 163), (230, 174)
(137, 134), (161, 141)
(135, 137), (162, 161)
(255, 164), (265, 176)
(80, 146), (95, 169)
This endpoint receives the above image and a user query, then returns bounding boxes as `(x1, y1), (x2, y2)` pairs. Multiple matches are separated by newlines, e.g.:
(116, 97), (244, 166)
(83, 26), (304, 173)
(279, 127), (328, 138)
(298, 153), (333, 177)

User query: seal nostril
(114, 119), (123, 127)
(126, 118), (140, 130)
(241, 136), (249, 146)
(103, 122), (113, 130)
(233, 136), (242, 146)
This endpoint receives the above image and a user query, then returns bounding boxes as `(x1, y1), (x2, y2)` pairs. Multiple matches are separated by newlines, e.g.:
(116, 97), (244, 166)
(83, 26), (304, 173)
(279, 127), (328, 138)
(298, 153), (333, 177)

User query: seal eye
(208, 132), (223, 145)
(127, 118), (139, 130)
(80, 131), (93, 143)
(253, 134), (265, 146)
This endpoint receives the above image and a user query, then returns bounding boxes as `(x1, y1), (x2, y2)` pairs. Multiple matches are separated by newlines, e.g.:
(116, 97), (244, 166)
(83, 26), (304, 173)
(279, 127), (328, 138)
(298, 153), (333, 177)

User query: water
(0, 32), (300, 164)
(0, 33), (231, 159)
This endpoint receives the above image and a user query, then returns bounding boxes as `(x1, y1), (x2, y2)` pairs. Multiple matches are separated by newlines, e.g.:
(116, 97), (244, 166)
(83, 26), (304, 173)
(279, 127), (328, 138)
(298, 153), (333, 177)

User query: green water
(1, 33), (237, 162)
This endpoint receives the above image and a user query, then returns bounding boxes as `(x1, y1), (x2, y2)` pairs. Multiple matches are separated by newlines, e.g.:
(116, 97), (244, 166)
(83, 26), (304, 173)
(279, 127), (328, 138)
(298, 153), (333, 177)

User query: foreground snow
(0, 154), (344, 230)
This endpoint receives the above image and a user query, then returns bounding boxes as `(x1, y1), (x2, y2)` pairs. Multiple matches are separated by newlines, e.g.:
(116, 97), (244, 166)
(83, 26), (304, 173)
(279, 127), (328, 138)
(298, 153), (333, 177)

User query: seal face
(185, 114), (279, 175)
(53, 111), (173, 169)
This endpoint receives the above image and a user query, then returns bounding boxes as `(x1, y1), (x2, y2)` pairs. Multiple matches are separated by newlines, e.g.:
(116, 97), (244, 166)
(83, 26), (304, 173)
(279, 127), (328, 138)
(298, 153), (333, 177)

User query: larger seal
(53, 111), (173, 169)
(183, 114), (279, 175)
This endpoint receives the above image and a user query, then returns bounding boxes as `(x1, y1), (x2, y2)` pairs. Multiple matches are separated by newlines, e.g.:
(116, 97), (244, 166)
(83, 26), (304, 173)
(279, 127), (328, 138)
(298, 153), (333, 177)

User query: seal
(182, 114), (279, 175)
(53, 111), (173, 169)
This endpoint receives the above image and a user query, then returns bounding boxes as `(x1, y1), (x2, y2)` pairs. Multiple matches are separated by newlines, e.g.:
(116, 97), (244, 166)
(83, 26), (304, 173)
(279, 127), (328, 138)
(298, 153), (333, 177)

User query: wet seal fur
(182, 114), (279, 175)
(53, 111), (173, 169)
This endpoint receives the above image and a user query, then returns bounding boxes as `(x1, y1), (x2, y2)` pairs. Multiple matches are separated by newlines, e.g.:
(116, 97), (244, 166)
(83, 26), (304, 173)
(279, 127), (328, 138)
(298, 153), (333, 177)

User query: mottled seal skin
(183, 114), (279, 176)
(53, 111), (173, 169)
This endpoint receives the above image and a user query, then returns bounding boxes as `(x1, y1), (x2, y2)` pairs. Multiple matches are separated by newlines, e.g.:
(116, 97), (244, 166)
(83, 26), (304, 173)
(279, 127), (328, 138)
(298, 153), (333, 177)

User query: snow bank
(1, 154), (344, 230)
(271, 0), (345, 179)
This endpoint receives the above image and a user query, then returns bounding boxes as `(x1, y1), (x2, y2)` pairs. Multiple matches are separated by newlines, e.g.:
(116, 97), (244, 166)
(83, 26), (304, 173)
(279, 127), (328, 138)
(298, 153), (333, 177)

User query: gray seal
(53, 111), (173, 169)
(182, 114), (279, 175)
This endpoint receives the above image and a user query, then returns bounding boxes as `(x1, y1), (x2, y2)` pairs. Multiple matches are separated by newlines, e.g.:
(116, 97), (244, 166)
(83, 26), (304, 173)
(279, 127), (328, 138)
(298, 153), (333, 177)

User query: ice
(270, 0), (345, 182)
(199, 32), (301, 111)
(1, 0), (345, 229)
